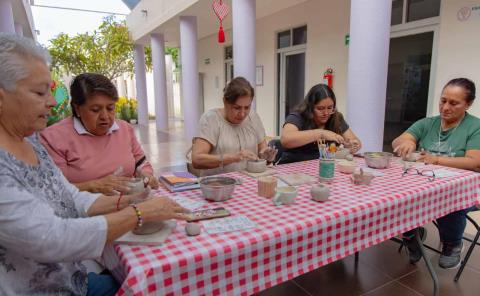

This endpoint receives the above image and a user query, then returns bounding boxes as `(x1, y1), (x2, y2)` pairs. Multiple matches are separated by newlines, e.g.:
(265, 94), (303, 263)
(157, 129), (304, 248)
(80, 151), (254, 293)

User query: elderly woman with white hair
(0, 34), (188, 295)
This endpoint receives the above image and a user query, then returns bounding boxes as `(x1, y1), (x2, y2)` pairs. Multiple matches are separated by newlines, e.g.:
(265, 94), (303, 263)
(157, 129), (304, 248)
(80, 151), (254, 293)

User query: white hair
(0, 33), (51, 91)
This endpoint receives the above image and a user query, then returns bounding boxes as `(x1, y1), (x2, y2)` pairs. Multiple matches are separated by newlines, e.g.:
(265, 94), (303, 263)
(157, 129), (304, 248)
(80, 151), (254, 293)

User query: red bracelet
(116, 193), (123, 211)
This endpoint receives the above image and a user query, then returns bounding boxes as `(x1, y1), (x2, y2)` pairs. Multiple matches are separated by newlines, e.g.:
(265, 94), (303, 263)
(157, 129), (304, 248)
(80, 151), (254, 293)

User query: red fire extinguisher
(323, 68), (334, 89)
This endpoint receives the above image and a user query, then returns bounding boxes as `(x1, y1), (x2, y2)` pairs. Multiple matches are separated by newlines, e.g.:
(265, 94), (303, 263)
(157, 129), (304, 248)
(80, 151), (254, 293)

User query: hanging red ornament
(212, 0), (229, 44)
(218, 25), (225, 43)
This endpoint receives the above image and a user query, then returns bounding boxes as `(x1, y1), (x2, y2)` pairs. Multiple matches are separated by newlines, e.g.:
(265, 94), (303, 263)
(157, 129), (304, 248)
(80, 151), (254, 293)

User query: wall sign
(457, 6), (471, 21)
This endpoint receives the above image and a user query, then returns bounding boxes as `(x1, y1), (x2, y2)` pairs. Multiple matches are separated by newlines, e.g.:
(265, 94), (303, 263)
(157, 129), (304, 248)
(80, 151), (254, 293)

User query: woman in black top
(280, 83), (362, 164)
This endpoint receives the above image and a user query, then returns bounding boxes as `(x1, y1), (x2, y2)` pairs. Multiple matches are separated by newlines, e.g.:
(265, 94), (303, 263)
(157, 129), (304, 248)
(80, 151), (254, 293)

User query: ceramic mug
(273, 186), (297, 206)
(310, 184), (330, 202)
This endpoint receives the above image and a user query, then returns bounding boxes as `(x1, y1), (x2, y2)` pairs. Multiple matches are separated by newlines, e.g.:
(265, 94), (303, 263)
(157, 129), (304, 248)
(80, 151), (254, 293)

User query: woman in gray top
(192, 77), (277, 176)
(0, 34), (188, 295)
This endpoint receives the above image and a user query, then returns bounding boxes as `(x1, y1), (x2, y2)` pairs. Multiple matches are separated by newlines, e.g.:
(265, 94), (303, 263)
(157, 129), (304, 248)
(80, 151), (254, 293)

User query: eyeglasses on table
(402, 168), (436, 182)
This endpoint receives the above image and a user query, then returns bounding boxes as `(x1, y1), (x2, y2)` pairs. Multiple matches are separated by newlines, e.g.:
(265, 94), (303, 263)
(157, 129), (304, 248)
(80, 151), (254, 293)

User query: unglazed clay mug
(310, 184), (330, 202)
(273, 186), (297, 206)
(258, 176), (277, 198)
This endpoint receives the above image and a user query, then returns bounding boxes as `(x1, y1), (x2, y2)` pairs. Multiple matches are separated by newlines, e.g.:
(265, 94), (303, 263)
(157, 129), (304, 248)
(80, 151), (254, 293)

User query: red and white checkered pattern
(114, 159), (480, 295)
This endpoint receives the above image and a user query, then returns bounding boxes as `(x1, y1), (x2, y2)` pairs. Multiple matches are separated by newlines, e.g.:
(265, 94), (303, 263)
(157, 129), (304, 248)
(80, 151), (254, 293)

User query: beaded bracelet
(130, 204), (144, 228)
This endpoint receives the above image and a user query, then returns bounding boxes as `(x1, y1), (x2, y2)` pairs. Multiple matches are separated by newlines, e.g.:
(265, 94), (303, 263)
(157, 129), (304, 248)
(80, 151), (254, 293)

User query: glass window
(224, 46), (233, 60)
(292, 26), (307, 45)
(407, 0), (440, 22)
(277, 30), (291, 49)
(391, 0), (403, 25)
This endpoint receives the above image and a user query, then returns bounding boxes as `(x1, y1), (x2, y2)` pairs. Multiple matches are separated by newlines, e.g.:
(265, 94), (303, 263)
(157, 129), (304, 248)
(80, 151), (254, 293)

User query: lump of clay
(185, 223), (201, 236)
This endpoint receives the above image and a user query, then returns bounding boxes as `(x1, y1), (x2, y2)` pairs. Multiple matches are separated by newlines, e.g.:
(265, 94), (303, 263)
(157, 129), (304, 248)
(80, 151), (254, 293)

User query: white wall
(197, 0), (480, 135)
(433, 0), (480, 117)
(197, 0), (351, 136)
(197, 30), (232, 112)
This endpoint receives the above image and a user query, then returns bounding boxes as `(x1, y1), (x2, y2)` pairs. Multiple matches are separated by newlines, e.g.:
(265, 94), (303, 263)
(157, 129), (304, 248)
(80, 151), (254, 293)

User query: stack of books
(158, 171), (200, 192)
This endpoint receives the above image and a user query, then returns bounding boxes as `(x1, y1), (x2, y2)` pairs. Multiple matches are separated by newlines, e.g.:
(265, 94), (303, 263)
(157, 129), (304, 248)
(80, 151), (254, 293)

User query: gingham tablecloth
(112, 159), (480, 296)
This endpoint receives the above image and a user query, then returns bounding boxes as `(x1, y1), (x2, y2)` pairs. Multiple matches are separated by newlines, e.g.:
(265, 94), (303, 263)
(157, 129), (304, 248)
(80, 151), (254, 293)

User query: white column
(133, 44), (149, 125)
(0, 0), (15, 33)
(165, 55), (175, 119)
(346, 0), (392, 152)
(116, 76), (126, 97)
(150, 33), (169, 131)
(14, 23), (23, 36)
(127, 76), (136, 99)
(180, 16), (200, 142)
(232, 0), (256, 107)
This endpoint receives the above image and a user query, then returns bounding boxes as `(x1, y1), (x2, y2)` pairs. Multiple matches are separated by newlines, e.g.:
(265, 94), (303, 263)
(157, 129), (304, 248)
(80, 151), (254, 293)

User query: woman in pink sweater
(40, 73), (159, 195)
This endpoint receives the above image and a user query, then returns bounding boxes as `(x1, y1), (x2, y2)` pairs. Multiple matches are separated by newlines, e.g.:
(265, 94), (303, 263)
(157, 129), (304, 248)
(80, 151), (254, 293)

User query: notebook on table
(159, 171), (200, 192)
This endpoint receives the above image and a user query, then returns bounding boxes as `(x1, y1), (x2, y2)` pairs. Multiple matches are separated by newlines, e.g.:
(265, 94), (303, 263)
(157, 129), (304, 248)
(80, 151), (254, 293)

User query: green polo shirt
(406, 113), (480, 157)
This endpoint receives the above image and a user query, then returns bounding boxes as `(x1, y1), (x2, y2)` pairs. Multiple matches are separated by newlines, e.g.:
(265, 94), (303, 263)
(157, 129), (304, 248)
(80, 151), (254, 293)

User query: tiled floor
(134, 120), (480, 296)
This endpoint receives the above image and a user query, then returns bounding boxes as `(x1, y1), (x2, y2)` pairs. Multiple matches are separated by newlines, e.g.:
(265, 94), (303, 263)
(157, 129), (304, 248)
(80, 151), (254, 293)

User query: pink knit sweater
(39, 117), (153, 183)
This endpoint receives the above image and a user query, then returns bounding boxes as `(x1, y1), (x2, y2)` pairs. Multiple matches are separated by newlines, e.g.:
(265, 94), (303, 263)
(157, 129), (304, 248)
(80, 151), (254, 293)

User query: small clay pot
(310, 184), (330, 202)
(351, 170), (375, 185)
(185, 223), (201, 236)
(246, 159), (267, 173)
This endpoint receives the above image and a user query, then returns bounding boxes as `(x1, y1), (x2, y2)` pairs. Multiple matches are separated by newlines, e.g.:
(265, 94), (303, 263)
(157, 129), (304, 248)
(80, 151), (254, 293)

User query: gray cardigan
(0, 135), (107, 295)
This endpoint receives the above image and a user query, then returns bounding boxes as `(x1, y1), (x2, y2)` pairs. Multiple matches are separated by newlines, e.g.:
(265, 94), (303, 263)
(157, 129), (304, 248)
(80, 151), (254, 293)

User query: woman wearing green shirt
(392, 78), (480, 269)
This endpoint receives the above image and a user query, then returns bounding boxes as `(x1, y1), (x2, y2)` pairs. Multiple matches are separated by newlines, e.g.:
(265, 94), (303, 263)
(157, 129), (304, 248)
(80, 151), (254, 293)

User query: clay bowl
(132, 221), (165, 235)
(402, 152), (421, 162)
(246, 159), (267, 173)
(337, 160), (357, 174)
(335, 148), (350, 159)
(364, 152), (393, 169)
